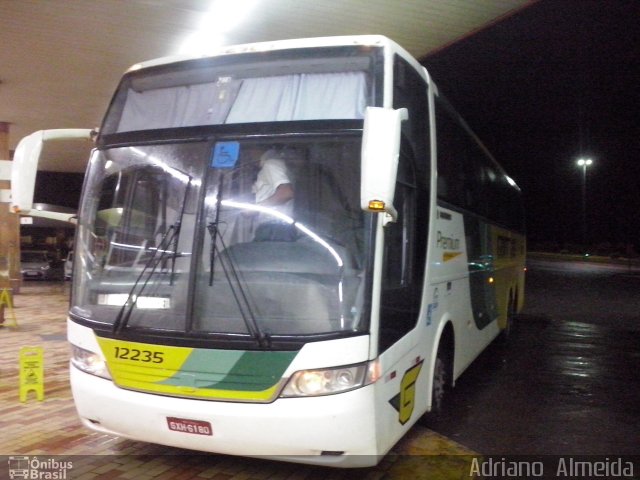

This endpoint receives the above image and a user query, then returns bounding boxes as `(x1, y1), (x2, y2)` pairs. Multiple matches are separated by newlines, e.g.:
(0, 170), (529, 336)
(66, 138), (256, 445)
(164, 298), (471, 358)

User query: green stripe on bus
(160, 349), (297, 392)
(97, 337), (298, 401)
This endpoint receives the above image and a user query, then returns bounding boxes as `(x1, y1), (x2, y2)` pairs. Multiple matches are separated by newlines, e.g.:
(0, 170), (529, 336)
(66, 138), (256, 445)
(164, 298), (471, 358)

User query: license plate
(166, 417), (213, 436)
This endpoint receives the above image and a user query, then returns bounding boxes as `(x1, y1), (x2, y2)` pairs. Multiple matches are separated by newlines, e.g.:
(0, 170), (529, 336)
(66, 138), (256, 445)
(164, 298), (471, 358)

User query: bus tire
(499, 292), (516, 344)
(429, 338), (452, 417)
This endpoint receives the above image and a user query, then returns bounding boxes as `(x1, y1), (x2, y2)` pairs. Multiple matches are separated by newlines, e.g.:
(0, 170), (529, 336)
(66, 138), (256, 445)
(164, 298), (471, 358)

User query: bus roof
(126, 35), (409, 73)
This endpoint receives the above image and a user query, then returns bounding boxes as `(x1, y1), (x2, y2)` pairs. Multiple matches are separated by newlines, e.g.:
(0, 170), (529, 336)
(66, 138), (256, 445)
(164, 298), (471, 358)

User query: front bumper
(70, 366), (380, 467)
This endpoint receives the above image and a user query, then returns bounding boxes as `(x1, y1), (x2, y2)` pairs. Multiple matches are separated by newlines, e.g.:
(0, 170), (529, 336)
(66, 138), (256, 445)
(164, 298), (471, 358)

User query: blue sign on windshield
(211, 141), (240, 168)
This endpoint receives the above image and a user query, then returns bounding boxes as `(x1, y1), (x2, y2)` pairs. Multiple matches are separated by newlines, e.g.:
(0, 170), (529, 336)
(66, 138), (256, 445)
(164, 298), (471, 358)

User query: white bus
(51, 35), (523, 466)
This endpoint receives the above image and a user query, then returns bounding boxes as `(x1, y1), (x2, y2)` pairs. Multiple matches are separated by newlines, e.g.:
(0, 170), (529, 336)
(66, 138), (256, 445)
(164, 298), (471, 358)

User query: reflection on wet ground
(423, 259), (640, 455)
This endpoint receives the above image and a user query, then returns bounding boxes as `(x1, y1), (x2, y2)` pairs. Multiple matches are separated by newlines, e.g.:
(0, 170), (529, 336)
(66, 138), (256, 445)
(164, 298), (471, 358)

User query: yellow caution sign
(19, 346), (44, 402)
(0, 288), (17, 327)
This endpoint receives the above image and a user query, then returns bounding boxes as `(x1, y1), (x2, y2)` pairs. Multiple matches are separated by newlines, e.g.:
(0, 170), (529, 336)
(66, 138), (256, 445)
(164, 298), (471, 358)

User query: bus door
(375, 139), (430, 450)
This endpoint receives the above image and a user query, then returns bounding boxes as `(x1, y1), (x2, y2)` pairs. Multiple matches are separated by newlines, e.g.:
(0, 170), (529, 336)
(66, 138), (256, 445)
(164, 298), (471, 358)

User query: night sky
(423, 0), (640, 252)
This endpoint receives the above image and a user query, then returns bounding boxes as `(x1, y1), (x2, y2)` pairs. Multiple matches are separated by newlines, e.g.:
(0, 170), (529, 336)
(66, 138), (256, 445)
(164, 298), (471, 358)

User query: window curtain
(226, 71), (367, 122)
(117, 71), (367, 132)
(118, 80), (242, 131)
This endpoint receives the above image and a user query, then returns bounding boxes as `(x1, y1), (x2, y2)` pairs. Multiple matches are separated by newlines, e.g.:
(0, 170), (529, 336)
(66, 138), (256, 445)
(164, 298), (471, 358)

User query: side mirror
(11, 129), (94, 213)
(360, 106), (408, 224)
(11, 131), (44, 213)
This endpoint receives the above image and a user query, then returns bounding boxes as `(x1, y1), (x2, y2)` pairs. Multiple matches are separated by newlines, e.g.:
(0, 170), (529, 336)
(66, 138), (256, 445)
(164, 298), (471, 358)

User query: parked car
(64, 251), (74, 280)
(20, 250), (53, 280)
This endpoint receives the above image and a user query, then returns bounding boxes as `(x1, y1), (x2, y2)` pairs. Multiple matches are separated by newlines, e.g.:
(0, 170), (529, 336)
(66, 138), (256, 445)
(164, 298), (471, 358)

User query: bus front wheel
(430, 342), (452, 416)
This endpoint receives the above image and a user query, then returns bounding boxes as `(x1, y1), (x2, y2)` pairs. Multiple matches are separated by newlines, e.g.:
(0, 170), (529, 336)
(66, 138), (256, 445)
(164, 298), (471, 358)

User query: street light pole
(576, 158), (593, 250)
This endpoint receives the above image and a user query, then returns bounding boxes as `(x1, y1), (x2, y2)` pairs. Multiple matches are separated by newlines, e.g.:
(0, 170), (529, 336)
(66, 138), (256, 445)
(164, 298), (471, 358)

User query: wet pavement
(422, 258), (640, 455)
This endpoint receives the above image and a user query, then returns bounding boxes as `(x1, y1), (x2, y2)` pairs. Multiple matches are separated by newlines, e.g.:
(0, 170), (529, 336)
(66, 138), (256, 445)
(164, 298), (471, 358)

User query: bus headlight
(280, 362), (377, 397)
(71, 345), (111, 380)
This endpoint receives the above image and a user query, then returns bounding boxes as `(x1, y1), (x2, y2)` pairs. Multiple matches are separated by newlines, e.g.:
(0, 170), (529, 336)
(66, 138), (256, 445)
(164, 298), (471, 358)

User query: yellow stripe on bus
(96, 337), (285, 402)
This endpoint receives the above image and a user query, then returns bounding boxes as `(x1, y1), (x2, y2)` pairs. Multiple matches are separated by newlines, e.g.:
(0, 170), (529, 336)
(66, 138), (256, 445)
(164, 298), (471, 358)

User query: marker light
(367, 200), (386, 211)
(281, 361), (379, 397)
(71, 345), (111, 380)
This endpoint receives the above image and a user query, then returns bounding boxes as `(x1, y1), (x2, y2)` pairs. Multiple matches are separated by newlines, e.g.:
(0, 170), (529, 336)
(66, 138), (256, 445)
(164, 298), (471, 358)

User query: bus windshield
(71, 134), (369, 342)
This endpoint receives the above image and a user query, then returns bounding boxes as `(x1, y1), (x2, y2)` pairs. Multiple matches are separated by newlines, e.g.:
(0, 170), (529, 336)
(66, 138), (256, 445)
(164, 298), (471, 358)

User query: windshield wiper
(112, 223), (179, 334)
(169, 179), (191, 286)
(206, 175), (270, 349)
(112, 176), (192, 334)
(207, 175), (224, 287)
